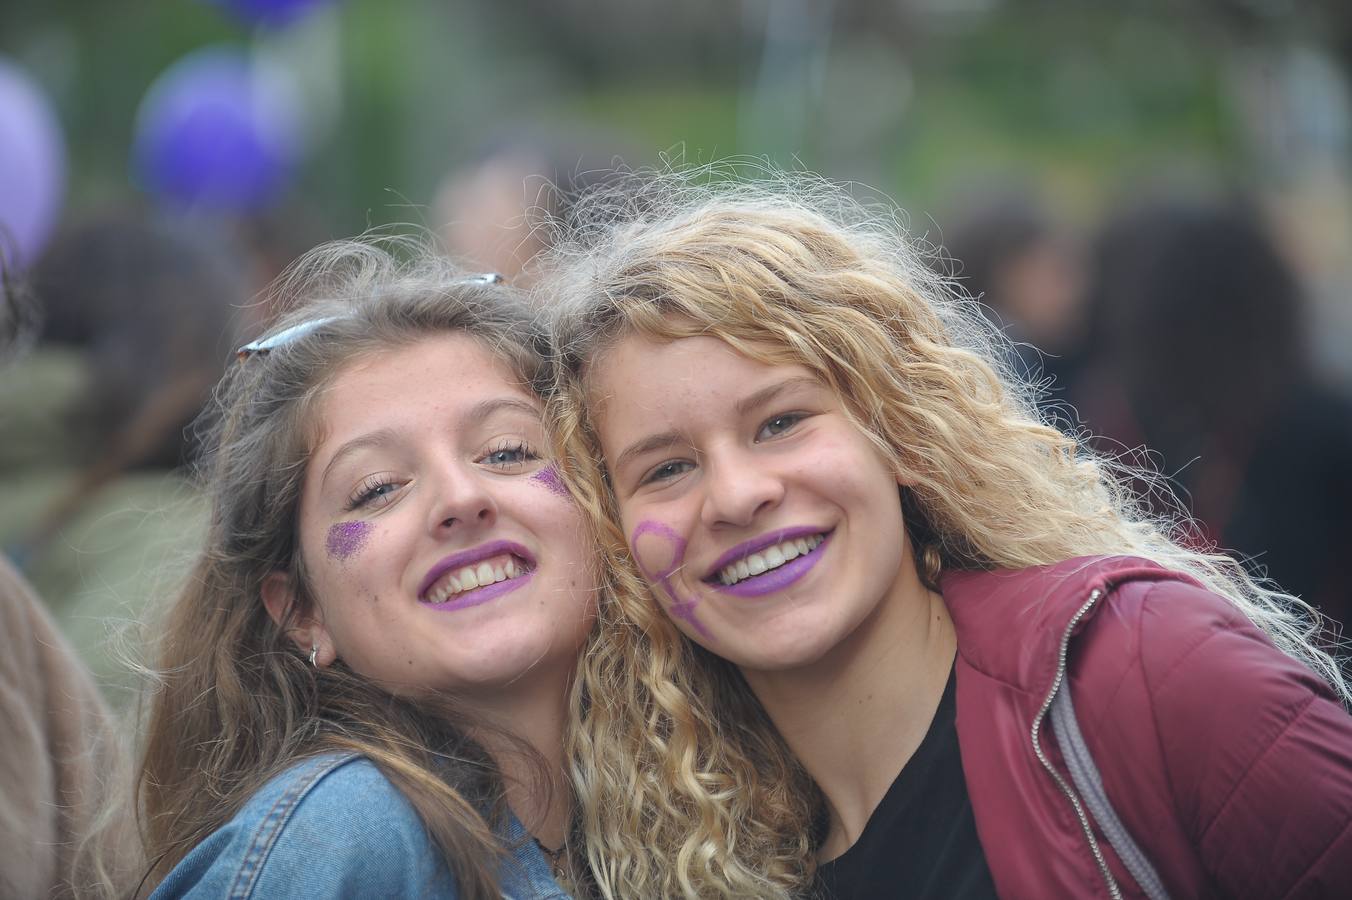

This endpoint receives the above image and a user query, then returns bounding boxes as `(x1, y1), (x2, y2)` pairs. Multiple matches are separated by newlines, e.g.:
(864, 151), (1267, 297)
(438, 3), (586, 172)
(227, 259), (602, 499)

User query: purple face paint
(630, 520), (710, 637)
(532, 464), (571, 499)
(326, 520), (372, 562)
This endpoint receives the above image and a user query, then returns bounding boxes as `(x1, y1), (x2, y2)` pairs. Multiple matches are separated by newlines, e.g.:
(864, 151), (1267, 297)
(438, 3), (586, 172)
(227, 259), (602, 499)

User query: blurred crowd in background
(2, 0), (1351, 707)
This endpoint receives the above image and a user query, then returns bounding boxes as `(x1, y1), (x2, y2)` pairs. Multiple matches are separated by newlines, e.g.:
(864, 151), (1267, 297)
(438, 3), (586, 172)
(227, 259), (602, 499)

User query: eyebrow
(320, 427), (401, 491)
(466, 396), (542, 425)
(734, 376), (821, 416)
(612, 429), (687, 478)
(610, 376), (821, 477)
(318, 396), (542, 490)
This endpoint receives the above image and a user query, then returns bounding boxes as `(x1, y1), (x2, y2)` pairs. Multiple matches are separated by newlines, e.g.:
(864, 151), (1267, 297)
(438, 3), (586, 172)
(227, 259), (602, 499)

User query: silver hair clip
(234, 273), (504, 361)
(236, 316), (342, 361)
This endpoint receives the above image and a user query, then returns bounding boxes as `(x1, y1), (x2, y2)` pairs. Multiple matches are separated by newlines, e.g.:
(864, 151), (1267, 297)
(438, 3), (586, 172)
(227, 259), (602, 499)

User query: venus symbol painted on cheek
(326, 520), (372, 562)
(630, 520), (710, 637)
(532, 464), (571, 499)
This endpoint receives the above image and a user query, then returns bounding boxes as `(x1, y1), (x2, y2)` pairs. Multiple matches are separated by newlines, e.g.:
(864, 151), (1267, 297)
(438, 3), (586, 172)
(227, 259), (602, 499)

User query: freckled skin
(325, 520), (372, 562)
(630, 520), (710, 637)
(295, 334), (598, 697)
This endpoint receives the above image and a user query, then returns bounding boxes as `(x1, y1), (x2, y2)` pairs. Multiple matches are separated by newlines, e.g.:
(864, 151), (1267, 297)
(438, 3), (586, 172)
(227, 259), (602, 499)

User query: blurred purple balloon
(204, 0), (335, 28)
(0, 57), (66, 271)
(133, 47), (301, 212)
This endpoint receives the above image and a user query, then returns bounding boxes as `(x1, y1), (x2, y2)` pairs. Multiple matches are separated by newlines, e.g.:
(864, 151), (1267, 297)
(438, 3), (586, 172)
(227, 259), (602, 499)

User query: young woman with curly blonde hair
(540, 170), (1352, 899)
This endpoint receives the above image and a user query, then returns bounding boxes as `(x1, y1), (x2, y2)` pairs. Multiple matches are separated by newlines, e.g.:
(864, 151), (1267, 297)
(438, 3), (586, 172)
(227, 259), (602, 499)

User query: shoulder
(1079, 576), (1333, 710)
(946, 554), (1189, 682)
(1073, 579), (1352, 895)
(1073, 576), (1341, 754)
(150, 753), (458, 899)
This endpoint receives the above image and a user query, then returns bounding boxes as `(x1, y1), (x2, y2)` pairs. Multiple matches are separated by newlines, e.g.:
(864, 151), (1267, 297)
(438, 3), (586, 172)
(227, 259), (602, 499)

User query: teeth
(424, 554), (528, 603)
(716, 534), (825, 586)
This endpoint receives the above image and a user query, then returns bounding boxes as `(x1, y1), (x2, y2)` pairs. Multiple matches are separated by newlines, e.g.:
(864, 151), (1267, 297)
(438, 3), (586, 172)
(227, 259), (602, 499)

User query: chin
(465, 643), (578, 687)
(723, 634), (840, 674)
(711, 609), (865, 673)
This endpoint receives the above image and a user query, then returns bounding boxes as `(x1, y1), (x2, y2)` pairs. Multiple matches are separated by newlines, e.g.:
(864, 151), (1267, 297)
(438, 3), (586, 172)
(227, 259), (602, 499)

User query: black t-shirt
(813, 668), (999, 899)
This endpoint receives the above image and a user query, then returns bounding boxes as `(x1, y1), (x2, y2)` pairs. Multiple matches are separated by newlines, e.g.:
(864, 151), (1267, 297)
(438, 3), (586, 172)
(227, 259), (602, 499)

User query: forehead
(312, 332), (537, 444)
(587, 333), (813, 429)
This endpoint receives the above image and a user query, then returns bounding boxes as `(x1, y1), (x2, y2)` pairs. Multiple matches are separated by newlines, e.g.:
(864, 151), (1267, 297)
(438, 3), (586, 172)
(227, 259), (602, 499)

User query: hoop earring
(308, 644), (319, 668)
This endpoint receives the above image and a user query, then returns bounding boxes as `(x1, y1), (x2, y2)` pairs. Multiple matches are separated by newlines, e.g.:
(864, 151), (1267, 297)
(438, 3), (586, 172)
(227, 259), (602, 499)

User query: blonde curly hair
(538, 167), (1349, 899)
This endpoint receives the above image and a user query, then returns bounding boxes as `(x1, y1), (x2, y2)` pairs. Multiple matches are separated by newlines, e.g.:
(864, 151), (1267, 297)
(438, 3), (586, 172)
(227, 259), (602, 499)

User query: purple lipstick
(418, 540), (534, 612)
(707, 528), (831, 598)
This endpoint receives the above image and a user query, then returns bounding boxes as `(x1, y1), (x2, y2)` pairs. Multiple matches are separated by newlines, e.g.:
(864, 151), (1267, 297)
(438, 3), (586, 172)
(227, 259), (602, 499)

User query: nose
(699, 444), (785, 530)
(427, 457), (497, 534)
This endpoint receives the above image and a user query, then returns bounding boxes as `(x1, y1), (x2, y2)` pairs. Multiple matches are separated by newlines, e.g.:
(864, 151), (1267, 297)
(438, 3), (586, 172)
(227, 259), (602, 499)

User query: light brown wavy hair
(134, 237), (566, 899)
(538, 168), (1350, 899)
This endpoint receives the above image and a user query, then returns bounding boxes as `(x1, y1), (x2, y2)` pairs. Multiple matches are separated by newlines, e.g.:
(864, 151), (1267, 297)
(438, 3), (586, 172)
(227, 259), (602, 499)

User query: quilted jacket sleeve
(1135, 581), (1352, 898)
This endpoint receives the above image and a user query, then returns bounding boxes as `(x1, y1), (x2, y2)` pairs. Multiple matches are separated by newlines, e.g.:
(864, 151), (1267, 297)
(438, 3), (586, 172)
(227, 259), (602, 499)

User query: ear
(261, 571), (337, 667)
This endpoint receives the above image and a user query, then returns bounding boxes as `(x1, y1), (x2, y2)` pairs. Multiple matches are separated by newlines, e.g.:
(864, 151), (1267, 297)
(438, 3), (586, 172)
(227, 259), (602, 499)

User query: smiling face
(266, 332), (595, 700)
(590, 332), (924, 674)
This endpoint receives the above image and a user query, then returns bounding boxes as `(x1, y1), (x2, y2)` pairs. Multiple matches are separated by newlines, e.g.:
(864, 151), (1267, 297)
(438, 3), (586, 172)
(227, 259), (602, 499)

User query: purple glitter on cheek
(532, 464), (571, 499)
(631, 519), (709, 637)
(326, 520), (372, 561)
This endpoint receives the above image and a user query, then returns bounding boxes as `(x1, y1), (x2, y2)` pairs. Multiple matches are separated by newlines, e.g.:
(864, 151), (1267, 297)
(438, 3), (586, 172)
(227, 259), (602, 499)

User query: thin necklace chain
(533, 836), (566, 878)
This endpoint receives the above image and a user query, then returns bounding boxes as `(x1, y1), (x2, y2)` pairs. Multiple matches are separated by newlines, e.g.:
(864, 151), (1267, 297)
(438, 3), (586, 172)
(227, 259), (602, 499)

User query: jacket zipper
(1030, 587), (1123, 899)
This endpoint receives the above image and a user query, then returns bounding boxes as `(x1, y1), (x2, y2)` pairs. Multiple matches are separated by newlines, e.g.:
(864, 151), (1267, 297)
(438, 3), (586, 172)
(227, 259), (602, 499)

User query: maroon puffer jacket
(942, 556), (1352, 899)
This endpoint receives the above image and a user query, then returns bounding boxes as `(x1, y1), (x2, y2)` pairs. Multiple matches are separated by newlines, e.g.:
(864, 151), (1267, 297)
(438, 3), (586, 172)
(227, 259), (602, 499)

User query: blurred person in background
(0, 210), (247, 704)
(0, 553), (140, 899)
(0, 258), (141, 899)
(432, 128), (633, 284)
(1074, 195), (1352, 634)
(941, 187), (1089, 412)
(230, 204), (335, 334)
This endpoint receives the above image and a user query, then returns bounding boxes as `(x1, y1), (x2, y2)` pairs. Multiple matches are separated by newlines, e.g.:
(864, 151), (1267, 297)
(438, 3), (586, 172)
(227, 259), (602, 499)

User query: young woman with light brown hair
(136, 239), (593, 899)
(541, 170), (1352, 899)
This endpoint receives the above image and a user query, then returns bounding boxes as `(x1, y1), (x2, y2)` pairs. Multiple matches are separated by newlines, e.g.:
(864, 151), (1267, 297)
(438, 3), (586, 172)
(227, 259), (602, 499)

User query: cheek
(628, 518), (710, 638)
(326, 520), (373, 562)
(628, 519), (686, 580)
(531, 464), (572, 500)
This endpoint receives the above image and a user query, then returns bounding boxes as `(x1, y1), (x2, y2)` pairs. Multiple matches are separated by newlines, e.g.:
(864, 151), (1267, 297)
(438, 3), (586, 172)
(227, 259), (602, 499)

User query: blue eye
(642, 459), (694, 485)
(347, 475), (402, 511)
(757, 412), (804, 441)
(480, 441), (538, 468)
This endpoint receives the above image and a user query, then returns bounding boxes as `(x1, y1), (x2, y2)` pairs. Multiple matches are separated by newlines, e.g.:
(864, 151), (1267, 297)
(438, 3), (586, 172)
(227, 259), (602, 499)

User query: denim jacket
(150, 752), (571, 899)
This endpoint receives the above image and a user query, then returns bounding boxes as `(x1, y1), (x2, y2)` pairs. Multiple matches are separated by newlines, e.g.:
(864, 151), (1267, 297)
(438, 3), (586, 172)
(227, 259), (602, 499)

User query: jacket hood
(940, 555), (1198, 695)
